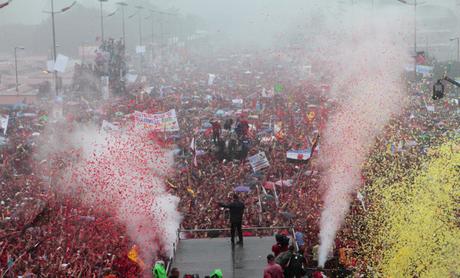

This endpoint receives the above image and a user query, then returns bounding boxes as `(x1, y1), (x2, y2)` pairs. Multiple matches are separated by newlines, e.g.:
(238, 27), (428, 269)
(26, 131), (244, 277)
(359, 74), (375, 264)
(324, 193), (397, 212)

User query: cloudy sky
(1, 0), (456, 26)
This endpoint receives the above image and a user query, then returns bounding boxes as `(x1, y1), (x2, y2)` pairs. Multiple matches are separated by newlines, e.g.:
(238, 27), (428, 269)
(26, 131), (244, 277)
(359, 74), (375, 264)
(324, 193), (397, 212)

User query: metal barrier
(178, 226), (291, 235)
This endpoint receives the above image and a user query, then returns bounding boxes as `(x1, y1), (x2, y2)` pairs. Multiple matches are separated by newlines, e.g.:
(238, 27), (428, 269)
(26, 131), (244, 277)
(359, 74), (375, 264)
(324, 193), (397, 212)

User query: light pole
(44, 0), (76, 96)
(14, 46), (24, 94)
(135, 6), (143, 47)
(116, 2), (128, 46)
(98, 0), (108, 41)
(397, 0), (424, 80)
(450, 37), (459, 62)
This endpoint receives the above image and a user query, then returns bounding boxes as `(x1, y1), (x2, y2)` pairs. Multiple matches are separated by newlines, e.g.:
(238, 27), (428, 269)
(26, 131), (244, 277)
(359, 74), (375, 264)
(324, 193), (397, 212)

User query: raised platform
(172, 236), (275, 277)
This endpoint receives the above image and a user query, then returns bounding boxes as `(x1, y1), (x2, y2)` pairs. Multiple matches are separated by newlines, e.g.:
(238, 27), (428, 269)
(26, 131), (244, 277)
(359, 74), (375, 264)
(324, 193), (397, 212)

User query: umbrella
(251, 172), (264, 178)
(280, 211), (295, 219)
(275, 179), (293, 187)
(215, 110), (225, 116)
(263, 194), (274, 200)
(245, 180), (258, 188)
(263, 181), (275, 190)
(115, 111), (124, 117)
(234, 185), (250, 192)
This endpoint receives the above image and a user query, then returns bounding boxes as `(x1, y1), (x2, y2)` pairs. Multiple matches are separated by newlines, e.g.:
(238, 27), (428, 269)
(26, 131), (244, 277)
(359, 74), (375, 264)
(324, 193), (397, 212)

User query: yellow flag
(127, 245), (146, 270)
(187, 187), (196, 197)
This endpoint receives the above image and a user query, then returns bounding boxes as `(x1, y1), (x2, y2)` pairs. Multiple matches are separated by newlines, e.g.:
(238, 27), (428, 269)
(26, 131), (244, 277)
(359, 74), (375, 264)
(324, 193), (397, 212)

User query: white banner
(54, 54), (69, 73)
(208, 73), (216, 86)
(232, 99), (243, 106)
(101, 120), (119, 132)
(0, 114), (9, 135)
(134, 109), (180, 132)
(248, 151), (270, 172)
(136, 45), (146, 54)
(46, 60), (54, 72)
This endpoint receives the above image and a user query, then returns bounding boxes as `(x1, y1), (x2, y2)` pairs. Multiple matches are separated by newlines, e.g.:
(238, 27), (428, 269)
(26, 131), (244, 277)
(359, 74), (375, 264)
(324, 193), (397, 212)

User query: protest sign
(0, 114), (9, 135)
(232, 99), (243, 107)
(134, 109), (180, 132)
(248, 151), (270, 172)
(208, 74), (216, 86)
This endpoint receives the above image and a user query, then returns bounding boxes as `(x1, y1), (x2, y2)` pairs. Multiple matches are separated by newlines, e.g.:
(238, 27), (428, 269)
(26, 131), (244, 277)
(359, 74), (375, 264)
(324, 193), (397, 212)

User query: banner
(101, 120), (119, 132)
(136, 45), (146, 54)
(232, 99), (243, 106)
(0, 114), (9, 135)
(208, 73), (216, 86)
(134, 109), (180, 132)
(248, 151), (270, 172)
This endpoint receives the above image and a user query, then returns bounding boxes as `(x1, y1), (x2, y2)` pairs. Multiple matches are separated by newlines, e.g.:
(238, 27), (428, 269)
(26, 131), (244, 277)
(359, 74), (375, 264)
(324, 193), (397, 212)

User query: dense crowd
(0, 47), (458, 277)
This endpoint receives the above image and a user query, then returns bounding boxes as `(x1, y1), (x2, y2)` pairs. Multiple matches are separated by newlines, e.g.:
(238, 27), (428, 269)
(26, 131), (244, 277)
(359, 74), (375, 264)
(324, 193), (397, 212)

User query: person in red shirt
(263, 254), (284, 278)
(272, 234), (289, 257)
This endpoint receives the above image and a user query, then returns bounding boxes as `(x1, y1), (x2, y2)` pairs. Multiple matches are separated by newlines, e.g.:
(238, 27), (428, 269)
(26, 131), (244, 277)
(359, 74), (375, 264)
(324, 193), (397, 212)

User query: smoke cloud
(316, 7), (411, 267)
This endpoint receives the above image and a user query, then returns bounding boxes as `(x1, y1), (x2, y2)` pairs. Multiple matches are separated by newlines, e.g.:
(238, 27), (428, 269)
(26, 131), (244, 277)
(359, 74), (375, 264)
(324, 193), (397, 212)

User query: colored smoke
(316, 7), (410, 267)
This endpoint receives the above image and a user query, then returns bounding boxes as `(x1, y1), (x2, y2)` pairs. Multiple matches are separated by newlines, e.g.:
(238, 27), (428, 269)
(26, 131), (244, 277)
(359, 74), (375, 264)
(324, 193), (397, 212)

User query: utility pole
(396, 0), (424, 80)
(45, 0), (76, 96)
(51, 0), (58, 96)
(414, 0), (417, 80)
(99, 0), (108, 41)
(135, 6), (143, 47)
(116, 2), (127, 47)
(14, 46), (25, 94)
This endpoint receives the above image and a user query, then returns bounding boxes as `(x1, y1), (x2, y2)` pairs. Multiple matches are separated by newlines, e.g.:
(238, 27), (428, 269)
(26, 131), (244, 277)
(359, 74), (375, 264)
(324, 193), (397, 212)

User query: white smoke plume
(315, 6), (411, 267)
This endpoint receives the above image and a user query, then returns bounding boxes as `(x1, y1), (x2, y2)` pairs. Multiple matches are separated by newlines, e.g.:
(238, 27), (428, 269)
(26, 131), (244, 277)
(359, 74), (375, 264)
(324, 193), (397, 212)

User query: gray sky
(0, 0), (457, 26)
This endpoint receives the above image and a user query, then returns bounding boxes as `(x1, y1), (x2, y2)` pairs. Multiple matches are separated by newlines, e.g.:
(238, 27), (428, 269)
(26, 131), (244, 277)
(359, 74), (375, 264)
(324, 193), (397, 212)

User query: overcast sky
(1, 0), (457, 26)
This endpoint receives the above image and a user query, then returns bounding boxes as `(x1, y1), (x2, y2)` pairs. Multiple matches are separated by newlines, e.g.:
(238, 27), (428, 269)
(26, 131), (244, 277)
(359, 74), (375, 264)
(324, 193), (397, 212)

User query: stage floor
(171, 236), (274, 278)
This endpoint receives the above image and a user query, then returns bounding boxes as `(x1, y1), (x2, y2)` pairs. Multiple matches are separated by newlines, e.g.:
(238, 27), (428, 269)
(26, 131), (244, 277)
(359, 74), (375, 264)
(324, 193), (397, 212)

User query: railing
(178, 226), (291, 237)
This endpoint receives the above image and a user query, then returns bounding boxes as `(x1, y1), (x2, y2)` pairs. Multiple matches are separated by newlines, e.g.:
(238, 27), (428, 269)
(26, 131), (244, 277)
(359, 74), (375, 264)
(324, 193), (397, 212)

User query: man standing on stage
(219, 194), (245, 245)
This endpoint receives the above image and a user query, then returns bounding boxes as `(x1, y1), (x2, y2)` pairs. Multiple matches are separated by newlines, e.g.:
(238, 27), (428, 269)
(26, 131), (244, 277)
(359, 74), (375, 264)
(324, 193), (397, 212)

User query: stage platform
(171, 236), (274, 277)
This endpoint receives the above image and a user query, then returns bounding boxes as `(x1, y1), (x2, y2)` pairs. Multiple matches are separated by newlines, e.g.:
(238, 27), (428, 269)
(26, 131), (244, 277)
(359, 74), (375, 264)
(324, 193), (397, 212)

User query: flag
(357, 191), (366, 211)
(127, 245), (146, 270)
(274, 83), (283, 93)
(286, 149), (312, 163)
(190, 137), (197, 167)
(186, 187), (196, 197)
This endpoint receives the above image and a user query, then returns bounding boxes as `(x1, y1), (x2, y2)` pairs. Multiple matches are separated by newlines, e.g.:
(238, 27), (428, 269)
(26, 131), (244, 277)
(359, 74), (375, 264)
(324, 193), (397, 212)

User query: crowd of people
(0, 43), (458, 277)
